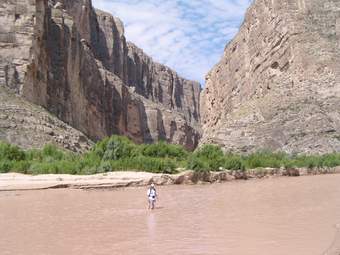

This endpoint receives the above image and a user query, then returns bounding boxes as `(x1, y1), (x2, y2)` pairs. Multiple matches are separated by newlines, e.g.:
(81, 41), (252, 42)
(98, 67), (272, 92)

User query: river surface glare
(0, 175), (340, 255)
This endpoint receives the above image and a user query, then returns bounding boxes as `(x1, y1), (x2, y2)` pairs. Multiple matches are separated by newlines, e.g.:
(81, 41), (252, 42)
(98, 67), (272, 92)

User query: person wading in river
(147, 183), (157, 210)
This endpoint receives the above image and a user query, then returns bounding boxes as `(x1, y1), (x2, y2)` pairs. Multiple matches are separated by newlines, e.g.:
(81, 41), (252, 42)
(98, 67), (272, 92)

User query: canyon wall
(0, 0), (92, 152)
(2, 0), (340, 154)
(201, 0), (340, 154)
(0, 0), (201, 150)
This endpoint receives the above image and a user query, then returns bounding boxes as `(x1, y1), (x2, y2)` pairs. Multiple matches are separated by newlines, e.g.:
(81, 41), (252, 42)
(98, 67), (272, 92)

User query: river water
(0, 175), (340, 255)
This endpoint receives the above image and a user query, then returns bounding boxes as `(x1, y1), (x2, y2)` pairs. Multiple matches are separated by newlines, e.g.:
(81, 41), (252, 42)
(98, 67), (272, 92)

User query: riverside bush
(1, 138), (340, 175)
(98, 161), (112, 173)
(223, 154), (245, 171)
(188, 145), (225, 171)
(0, 160), (13, 173)
(187, 155), (210, 172)
(11, 160), (31, 174)
(42, 144), (65, 161)
(140, 141), (189, 160)
(102, 136), (136, 160)
(320, 153), (340, 167)
(0, 142), (26, 161)
(243, 151), (287, 169)
(107, 156), (177, 174)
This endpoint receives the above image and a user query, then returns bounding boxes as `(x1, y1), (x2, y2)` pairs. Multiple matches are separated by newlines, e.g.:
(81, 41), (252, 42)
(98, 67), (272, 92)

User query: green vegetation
(1, 135), (340, 175)
(0, 136), (182, 175)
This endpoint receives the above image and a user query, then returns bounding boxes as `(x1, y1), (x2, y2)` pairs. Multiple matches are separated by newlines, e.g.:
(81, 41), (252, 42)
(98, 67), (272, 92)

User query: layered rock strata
(0, 0), (201, 150)
(201, 0), (340, 154)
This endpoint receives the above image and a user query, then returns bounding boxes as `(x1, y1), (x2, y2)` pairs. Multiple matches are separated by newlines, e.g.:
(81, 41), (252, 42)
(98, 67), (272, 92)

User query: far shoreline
(0, 167), (339, 192)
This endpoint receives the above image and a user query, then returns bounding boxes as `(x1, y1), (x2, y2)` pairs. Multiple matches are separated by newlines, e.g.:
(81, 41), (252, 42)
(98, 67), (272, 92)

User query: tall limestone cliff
(0, 0), (201, 150)
(201, 0), (340, 154)
(0, 0), (92, 152)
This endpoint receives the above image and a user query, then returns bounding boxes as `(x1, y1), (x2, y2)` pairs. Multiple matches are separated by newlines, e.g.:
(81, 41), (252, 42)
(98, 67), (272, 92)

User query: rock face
(201, 0), (340, 154)
(0, 0), (201, 150)
(0, 0), (35, 94)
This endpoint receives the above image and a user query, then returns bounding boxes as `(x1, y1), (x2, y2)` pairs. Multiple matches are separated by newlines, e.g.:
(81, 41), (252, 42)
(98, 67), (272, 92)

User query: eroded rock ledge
(1, 167), (339, 191)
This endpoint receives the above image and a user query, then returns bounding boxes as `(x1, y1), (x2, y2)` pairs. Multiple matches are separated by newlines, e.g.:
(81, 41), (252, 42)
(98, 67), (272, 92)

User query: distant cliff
(201, 0), (340, 154)
(0, 0), (201, 150)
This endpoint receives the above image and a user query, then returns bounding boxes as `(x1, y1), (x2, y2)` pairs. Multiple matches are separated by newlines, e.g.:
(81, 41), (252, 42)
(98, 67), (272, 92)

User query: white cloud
(92, 0), (252, 85)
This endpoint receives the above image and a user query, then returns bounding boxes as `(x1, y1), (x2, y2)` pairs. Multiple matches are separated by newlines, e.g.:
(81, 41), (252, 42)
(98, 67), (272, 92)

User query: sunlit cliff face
(200, 0), (340, 154)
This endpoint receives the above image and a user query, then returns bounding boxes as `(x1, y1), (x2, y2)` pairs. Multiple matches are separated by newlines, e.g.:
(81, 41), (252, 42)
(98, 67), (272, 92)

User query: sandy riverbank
(1, 166), (340, 191)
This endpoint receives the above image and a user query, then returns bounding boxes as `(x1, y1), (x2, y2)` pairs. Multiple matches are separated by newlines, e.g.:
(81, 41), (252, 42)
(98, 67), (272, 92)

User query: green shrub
(195, 145), (224, 160)
(190, 145), (225, 171)
(0, 160), (12, 173)
(135, 157), (176, 174)
(321, 154), (340, 168)
(293, 155), (322, 169)
(42, 144), (65, 161)
(306, 157), (320, 169)
(78, 166), (98, 175)
(92, 137), (110, 158)
(108, 156), (177, 174)
(26, 160), (79, 175)
(162, 159), (177, 174)
(102, 136), (135, 160)
(55, 160), (81, 175)
(0, 142), (26, 161)
(187, 155), (210, 172)
(11, 161), (31, 174)
(141, 141), (189, 160)
(26, 149), (43, 161)
(244, 151), (287, 169)
(282, 159), (295, 169)
(223, 154), (245, 170)
(245, 155), (262, 169)
(98, 161), (112, 173)
(28, 162), (58, 175)
(82, 150), (101, 165)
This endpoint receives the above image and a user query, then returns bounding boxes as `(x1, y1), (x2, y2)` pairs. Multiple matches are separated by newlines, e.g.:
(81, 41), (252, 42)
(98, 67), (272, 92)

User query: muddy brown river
(0, 175), (340, 255)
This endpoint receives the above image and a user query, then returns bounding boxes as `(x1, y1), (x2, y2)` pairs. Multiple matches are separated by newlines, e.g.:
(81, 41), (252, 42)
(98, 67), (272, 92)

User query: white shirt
(147, 188), (157, 200)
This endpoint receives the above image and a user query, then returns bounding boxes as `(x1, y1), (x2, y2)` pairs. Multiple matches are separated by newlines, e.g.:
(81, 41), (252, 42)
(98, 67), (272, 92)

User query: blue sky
(92, 0), (252, 85)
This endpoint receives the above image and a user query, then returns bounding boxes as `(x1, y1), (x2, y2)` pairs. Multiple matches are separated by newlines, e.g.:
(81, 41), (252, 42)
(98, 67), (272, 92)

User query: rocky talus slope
(0, 0), (201, 150)
(201, 0), (340, 154)
(0, 86), (92, 152)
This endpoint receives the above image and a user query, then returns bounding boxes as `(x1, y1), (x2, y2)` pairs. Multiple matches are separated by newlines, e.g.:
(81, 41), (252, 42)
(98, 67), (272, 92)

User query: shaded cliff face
(0, 0), (91, 152)
(201, 0), (340, 154)
(0, 0), (201, 150)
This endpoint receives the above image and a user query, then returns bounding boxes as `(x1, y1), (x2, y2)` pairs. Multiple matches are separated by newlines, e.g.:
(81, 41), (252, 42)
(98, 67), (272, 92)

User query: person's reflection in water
(147, 212), (156, 244)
